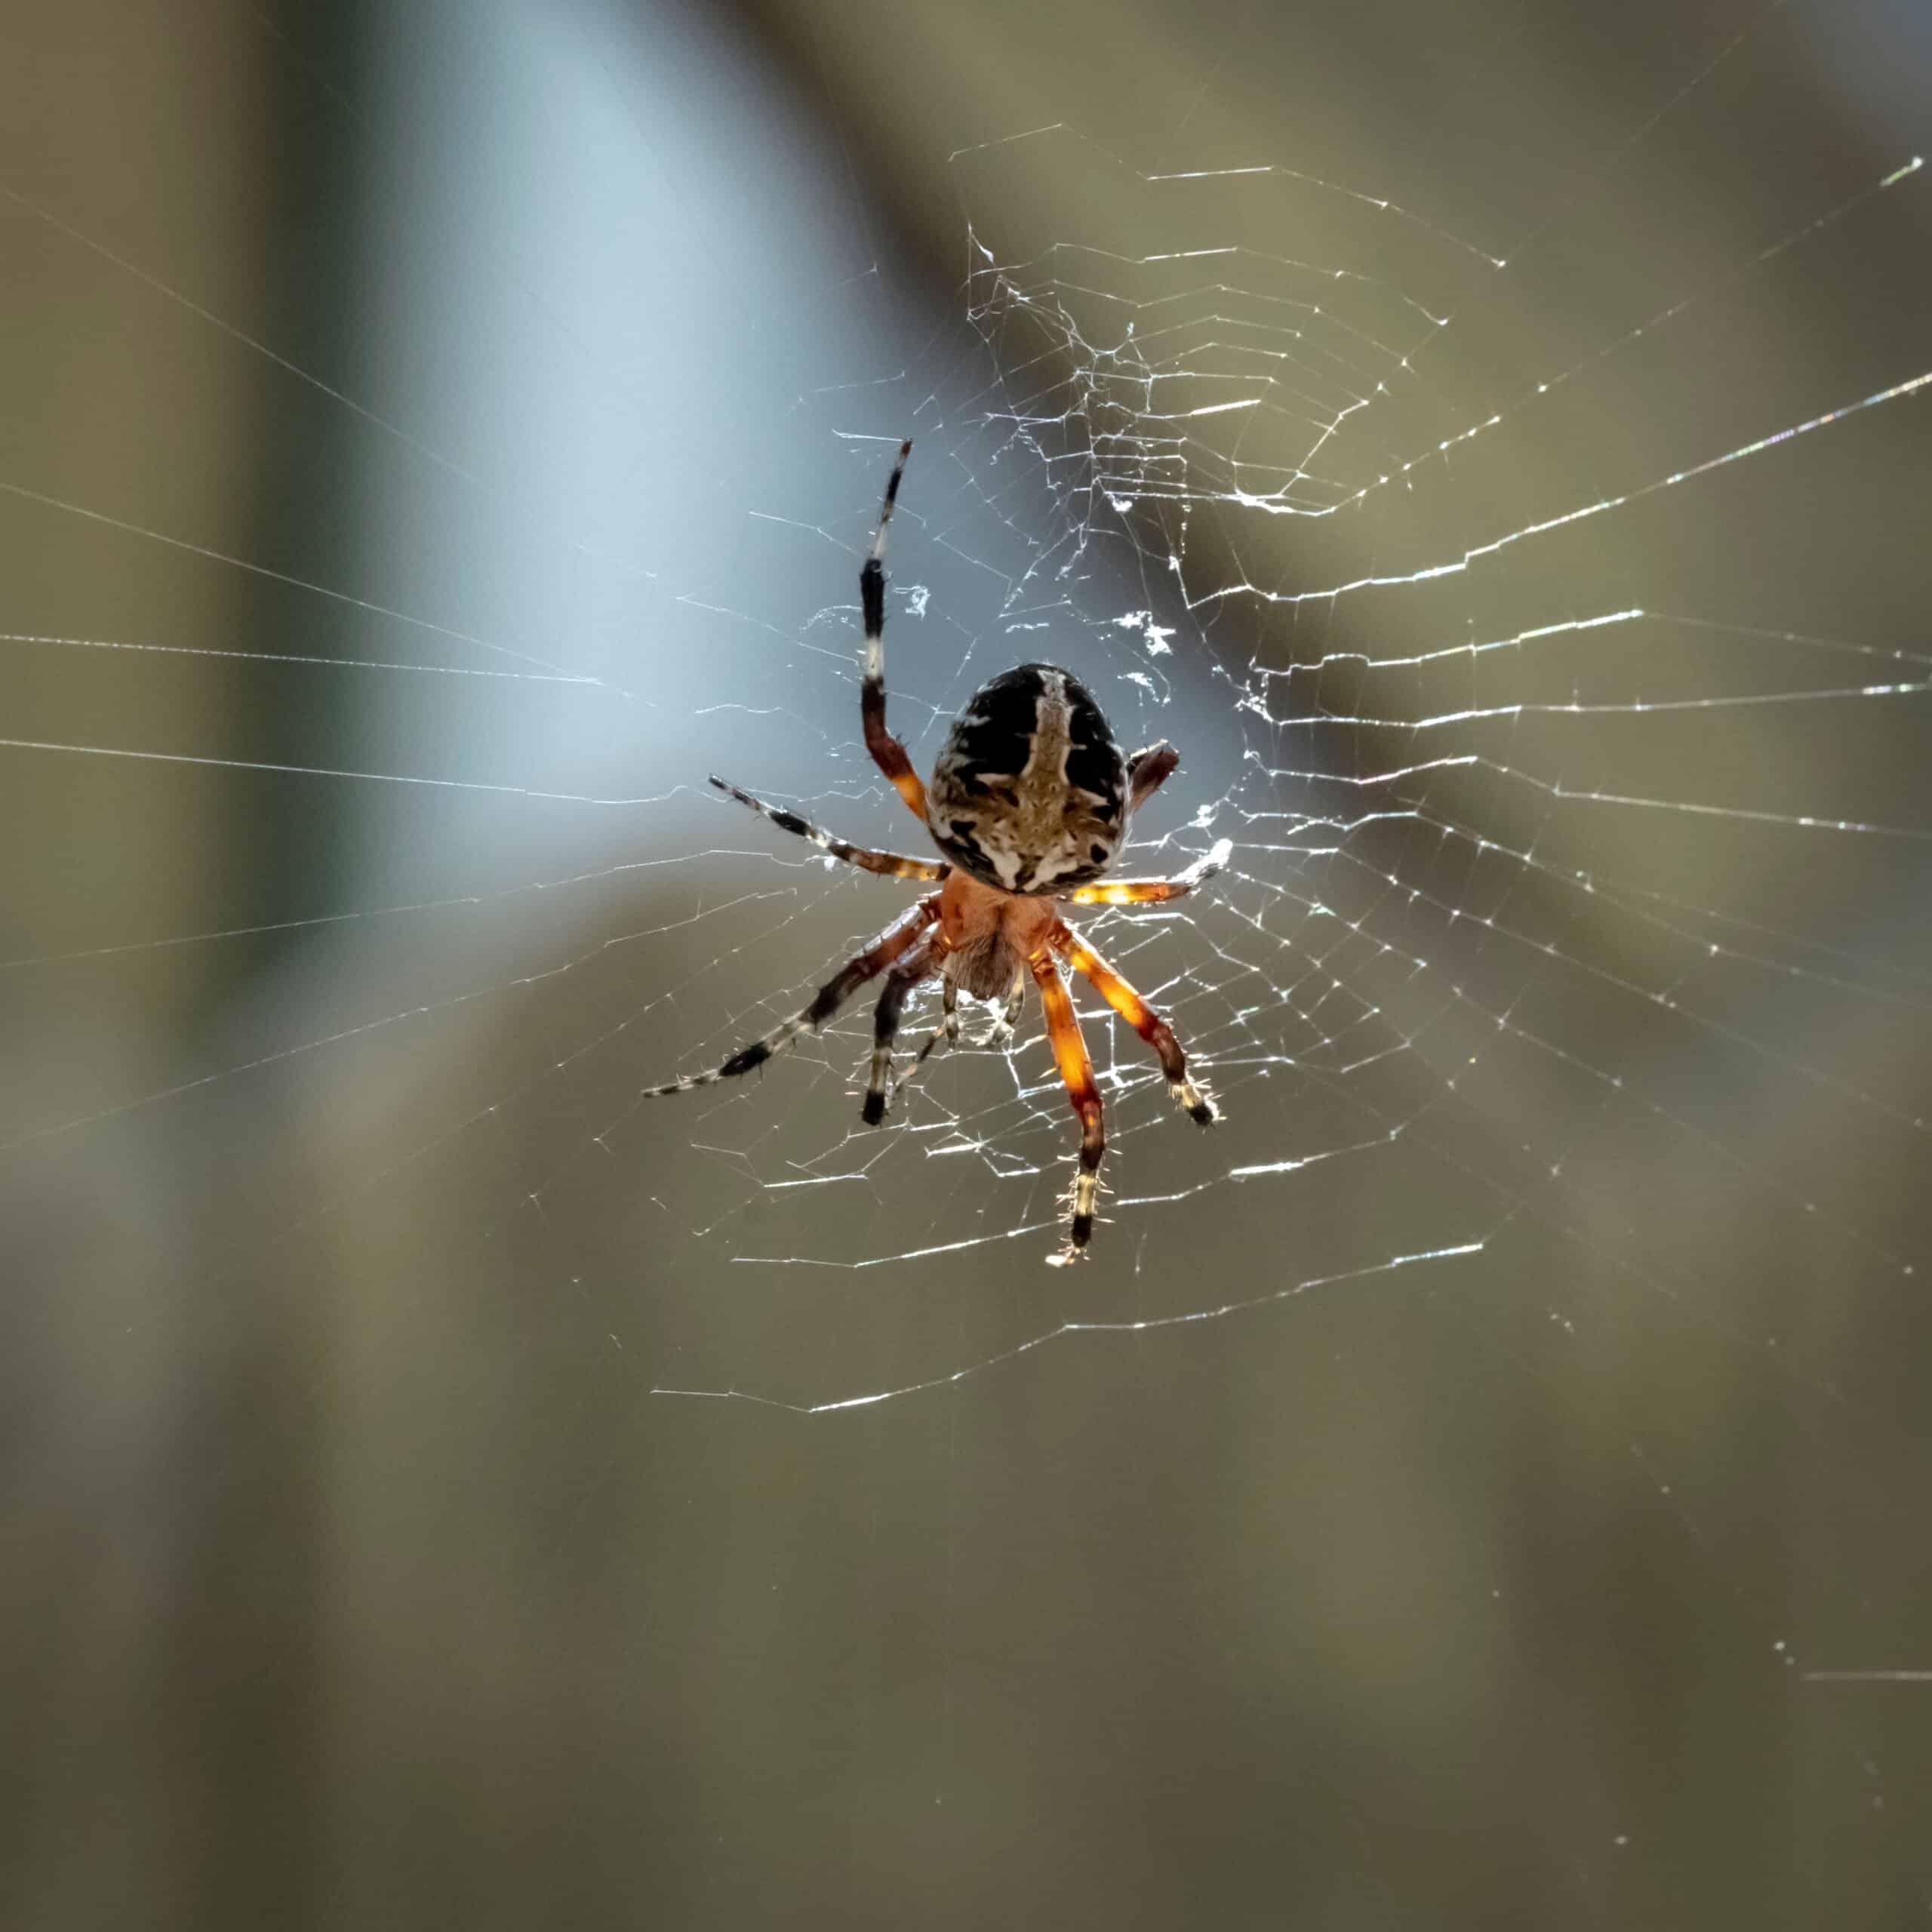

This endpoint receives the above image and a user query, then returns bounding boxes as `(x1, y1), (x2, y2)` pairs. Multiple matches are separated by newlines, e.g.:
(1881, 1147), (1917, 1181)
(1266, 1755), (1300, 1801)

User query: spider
(647, 441), (1231, 1262)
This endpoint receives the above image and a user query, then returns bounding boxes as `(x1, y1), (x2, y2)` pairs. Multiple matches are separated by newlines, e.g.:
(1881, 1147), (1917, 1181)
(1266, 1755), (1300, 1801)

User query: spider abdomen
(926, 663), (1127, 894)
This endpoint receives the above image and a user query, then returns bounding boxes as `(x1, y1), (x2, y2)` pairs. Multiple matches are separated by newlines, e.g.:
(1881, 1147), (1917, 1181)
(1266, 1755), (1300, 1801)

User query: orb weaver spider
(647, 442), (1230, 1261)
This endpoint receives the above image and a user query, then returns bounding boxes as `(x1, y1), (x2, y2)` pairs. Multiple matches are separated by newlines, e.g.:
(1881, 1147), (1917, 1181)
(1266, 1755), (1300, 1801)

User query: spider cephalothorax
(648, 442), (1230, 1261)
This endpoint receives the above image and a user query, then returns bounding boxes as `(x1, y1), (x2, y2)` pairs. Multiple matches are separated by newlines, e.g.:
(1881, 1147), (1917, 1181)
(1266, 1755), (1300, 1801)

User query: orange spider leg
(1032, 949), (1106, 1263)
(1069, 879), (1197, 907)
(859, 439), (930, 827)
(1066, 838), (1232, 907)
(1057, 927), (1217, 1126)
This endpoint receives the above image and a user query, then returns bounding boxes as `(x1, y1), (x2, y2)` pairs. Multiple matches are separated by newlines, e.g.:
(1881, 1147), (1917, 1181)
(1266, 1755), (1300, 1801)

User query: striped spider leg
(1027, 850), (1230, 1260)
(1057, 926), (1217, 1127)
(858, 438), (928, 828)
(706, 774), (946, 883)
(643, 897), (938, 1098)
(1030, 924), (1222, 1264)
(862, 928), (946, 1124)
(1032, 947), (1108, 1263)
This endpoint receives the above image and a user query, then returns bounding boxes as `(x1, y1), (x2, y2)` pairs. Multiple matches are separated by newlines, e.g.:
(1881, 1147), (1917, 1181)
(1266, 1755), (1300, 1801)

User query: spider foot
(1046, 1164), (1106, 1262)
(1174, 1076), (1219, 1126)
(866, 1054), (927, 1124)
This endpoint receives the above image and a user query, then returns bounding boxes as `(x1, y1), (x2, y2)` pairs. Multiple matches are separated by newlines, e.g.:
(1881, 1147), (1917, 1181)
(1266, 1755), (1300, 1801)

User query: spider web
(5, 0), (1931, 1921)
(633, 129), (1930, 1380)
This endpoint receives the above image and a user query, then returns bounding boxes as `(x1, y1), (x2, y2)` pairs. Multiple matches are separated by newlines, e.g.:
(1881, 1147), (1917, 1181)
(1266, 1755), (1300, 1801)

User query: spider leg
(862, 932), (945, 1124)
(1127, 741), (1180, 812)
(1032, 951), (1106, 1263)
(1057, 926), (1217, 1125)
(1066, 837), (1232, 906)
(908, 974), (961, 1072)
(906, 967), (1008, 1088)
(907, 960), (1022, 1075)
(983, 965), (1026, 1046)
(709, 775), (947, 882)
(643, 897), (938, 1098)
(859, 440), (932, 829)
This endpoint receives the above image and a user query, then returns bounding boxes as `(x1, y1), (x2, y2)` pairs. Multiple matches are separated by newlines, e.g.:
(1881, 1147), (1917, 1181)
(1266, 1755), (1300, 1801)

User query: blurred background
(3, 0), (1930, 1924)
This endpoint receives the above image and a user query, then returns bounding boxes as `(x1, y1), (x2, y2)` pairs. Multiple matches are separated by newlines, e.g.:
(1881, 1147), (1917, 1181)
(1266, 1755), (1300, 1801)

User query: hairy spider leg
(709, 775), (947, 881)
(1033, 950), (1106, 1263)
(863, 931), (946, 1124)
(642, 897), (939, 1097)
(907, 974), (961, 1073)
(985, 965), (1026, 1045)
(1066, 837), (1233, 906)
(1057, 927), (1217, 1125)
(858, 440), (930, 827)
(1126, 740), (1180, 812)
(905, 958), (1025, 1079)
